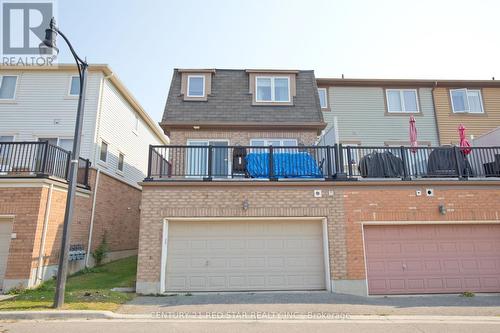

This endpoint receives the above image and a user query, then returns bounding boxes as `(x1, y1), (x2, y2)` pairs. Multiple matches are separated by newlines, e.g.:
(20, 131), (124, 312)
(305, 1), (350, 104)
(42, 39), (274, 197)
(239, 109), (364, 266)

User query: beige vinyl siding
(328, 87), (439, 146)
(0, 70), (101, 158)
(97, 80), (165, 187)
(433, 87), (500, 145)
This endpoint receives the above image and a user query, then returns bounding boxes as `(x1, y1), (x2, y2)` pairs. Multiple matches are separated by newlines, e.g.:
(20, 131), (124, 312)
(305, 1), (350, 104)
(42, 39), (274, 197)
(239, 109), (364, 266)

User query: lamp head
(39, 17), (59, 55)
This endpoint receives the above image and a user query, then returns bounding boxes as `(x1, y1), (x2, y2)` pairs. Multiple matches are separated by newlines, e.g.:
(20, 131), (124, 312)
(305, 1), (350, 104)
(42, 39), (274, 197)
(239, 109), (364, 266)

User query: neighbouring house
(315, 78), (440, 147)
(0, 64), (168, 292)
(136, 68), (500, 296)
(432, 80), (500, 145)
(473, 127), (500, 146)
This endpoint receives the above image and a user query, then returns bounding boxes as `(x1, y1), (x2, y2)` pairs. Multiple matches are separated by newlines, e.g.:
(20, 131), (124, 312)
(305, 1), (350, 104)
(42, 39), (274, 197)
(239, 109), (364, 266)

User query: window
(99, 141), (108, 162)
(186, 140), (229, 178)
(0, 136), (14, 142)
(187, 75), (205, 97)
(255, 77), (290, 102)
(386, 89), (419, 113)
(0, 76), (17, 99)
(69, 76), (80, 96)
(450, 89), (484, 113)
(118, 153), (124, 172)
(38, 138), (73, 151)
(250, 139), (297, 147)
(0, 136), (14, 166)
(318, 88), (328, 109)
(133, 115), (139, 133)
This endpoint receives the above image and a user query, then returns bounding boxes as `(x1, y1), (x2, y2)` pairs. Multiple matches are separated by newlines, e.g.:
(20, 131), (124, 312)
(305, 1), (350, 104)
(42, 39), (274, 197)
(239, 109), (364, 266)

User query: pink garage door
(364, 224), (500, 295)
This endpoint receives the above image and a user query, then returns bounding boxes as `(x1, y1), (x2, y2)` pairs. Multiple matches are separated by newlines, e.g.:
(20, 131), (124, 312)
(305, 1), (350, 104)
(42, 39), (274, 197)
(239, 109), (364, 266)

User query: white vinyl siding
(450, 89), (484, 113)
(255, 77), (290, 102)
(386, 89), (419, 113)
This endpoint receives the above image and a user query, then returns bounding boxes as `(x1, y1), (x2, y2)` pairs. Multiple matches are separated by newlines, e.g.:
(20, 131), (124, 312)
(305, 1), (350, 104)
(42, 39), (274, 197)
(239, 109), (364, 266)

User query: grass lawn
(0, 256), (137, 311)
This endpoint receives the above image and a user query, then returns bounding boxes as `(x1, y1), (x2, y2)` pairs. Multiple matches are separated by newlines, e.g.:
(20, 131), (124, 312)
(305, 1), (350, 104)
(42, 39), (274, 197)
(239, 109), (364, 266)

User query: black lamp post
(39, 17), (88, 309)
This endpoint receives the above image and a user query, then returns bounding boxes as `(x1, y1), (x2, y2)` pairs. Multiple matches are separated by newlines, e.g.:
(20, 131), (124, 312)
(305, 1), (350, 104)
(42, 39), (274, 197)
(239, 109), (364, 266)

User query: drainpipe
(431, 81), (442, 145)
(36, 183), (53, 284)
(85, 169), (100, 267)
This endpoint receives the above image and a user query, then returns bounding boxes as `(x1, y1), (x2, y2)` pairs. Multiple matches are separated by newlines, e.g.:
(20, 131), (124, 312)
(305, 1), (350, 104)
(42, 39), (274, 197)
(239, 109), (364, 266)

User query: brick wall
(137, 181), (500, 292)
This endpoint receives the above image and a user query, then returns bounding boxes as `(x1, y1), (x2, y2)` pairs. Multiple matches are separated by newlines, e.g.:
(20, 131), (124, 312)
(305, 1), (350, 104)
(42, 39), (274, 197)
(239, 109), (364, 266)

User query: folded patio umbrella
(458, 124), (472, 155)
(409, 115), (418, 153)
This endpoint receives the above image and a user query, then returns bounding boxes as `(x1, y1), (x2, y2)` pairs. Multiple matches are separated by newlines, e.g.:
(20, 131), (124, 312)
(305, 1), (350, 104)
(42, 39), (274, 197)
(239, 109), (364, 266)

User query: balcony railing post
(347, 146), (353, 178)
(145, 145), (153, 180)
(400, 146), (410, 181)
(204, 145), (213, 181)
(65, 150), (71, 180)
(269, 145), (277, 181)
(334, 143), (348, 180)
(453, 146), (465, 180)
(40, 141), (49, 175)
(326, 146), (333, 180)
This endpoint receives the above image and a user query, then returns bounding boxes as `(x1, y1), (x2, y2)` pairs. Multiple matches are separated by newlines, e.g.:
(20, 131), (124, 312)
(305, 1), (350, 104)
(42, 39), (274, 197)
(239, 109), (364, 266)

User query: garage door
(0, 218), (13, 289)
(165, 219), (326, 292)
(364, 224), (500, 295)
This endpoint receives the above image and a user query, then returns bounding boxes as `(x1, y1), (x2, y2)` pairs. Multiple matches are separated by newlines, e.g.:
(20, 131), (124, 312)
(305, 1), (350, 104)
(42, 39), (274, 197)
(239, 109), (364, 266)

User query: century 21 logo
(2, 1), (54, 55)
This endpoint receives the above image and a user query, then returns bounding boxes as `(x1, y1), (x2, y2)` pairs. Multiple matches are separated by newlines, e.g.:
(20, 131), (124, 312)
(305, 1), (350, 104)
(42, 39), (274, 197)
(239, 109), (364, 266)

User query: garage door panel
(364, 224), (500, 295)
(165, 220), (325, 292)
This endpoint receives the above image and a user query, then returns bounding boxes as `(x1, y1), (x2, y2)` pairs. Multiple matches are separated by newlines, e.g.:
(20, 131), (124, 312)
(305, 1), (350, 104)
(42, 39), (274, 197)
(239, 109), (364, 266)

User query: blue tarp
(245, 152), (323, 178)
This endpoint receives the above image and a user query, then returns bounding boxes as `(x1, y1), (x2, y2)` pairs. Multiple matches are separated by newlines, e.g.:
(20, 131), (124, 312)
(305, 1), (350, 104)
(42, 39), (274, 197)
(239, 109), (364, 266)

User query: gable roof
(161, 69), (325, 133)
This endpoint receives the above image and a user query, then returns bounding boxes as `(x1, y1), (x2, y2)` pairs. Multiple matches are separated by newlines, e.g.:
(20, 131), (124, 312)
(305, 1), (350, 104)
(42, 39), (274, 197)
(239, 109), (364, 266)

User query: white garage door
(165, 219), (326, 292)
(0, 218), (13, 289)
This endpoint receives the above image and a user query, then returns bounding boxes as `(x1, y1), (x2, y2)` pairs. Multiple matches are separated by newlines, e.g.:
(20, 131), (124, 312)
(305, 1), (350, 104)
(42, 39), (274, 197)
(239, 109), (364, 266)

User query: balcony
(0, 142), (91, 189)
(146, 144), (500, 182)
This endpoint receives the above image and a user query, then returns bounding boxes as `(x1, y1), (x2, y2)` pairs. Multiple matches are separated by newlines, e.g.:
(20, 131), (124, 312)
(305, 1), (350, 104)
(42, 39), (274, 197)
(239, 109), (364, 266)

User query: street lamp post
(39, 17), (88, 309)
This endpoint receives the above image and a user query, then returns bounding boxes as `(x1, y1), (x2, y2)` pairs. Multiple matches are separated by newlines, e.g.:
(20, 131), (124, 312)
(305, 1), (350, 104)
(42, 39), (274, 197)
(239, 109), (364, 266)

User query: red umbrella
(458, 124), (472, 155)
(409, 115), (418, 153)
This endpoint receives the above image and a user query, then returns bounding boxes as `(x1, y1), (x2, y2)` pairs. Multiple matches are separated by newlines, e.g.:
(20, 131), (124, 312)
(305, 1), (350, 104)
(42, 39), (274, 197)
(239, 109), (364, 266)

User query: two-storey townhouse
(137, 69), (500, 297)
(0, 65), (168, 291)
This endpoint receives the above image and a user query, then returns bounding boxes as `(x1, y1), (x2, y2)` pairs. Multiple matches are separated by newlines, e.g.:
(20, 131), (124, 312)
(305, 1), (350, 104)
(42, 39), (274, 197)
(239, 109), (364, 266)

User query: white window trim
(450, 88), (484, 114)
(255, 76), (291, 103)
(99, 139), (109, 164)
(318, 88), (328, 109)
(117, 151), (125, 175)
(250, 138), (298, 146)
(186, 75), (206, 97)
(0, 75), (18, 100)
(386, 89), (420, 113)
(67, 75), (80, 97)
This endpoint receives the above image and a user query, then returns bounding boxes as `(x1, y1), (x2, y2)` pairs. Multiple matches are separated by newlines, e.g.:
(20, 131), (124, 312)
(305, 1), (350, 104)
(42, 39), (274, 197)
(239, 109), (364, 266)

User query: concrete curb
(2, 311), (500, 322)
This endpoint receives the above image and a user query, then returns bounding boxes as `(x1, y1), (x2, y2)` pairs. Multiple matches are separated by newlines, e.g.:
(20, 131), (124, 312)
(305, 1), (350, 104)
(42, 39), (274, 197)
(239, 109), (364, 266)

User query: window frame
(117, 152), (125, 173)
(68, 75), (80, 96)
(186, 75), (206, 98)
(99, 140), (109, 164)
(255, 76), (291, 103)
(250, 138), (298, 147)
(450, 88), (484, 114)
(0, 75), (18, 100)
(318, 88), (328, 109)
(385, 89), (420, 113)
(185, 139), (230, 179)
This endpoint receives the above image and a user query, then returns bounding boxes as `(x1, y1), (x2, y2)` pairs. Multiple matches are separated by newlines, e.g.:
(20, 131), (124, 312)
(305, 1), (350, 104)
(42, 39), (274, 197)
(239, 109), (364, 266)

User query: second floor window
(118, 153), (124, 172)
(0, 76), (17, 99)
(187, 75), (205, 97)
(318, 88), (328, 108)
(100, 141), (108, 163)
(69, 76), (80, 96)
(386, 89), (419, 113)
(256, 77), (290, 102)
(450, 88), (484, 113)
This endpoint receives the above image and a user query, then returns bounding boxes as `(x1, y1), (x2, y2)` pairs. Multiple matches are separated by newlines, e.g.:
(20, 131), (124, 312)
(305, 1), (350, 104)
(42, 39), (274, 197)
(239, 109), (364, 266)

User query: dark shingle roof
(161, 69), (325, 129)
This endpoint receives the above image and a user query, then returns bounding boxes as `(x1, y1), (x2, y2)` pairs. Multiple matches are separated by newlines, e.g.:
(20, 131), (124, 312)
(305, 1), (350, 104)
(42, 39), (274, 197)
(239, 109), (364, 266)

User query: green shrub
(92, 233), (109, 266)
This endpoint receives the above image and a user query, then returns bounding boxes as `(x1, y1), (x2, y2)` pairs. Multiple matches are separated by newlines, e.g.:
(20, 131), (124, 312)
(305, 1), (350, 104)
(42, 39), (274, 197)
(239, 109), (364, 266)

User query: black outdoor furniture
(483, 154), (500, 177)
(358, 151), (404, 178)
(427, 146), (472, 177)
(232, 146), (248, 177)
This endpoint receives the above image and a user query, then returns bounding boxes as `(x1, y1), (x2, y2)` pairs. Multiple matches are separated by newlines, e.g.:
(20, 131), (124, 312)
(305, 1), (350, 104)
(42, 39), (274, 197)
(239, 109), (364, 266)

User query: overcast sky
(56, 0), (500, 122)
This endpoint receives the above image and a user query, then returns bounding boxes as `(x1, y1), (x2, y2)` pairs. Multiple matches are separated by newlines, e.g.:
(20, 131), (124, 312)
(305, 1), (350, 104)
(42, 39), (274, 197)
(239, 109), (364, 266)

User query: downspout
(85, 168), (100, 267)
(36, 183), (53, 284)
(431, 81), (442, 145)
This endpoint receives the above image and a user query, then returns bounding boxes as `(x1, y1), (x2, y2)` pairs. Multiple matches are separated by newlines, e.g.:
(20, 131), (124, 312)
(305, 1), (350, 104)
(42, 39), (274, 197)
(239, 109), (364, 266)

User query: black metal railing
(0, 141), (91, 188)
(145, 144), (500, 181)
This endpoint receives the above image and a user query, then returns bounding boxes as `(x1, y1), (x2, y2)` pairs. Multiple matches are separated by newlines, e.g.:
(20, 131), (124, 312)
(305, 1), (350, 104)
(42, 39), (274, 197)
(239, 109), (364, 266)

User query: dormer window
(256, 76), (290, 102)
(187, 75), (205, 97)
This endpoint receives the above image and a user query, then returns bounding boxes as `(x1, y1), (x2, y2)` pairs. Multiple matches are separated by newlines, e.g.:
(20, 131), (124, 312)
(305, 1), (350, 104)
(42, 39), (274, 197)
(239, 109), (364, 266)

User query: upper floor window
(187, 75), (205, 97)
(250, 139), (297, 147)
(386, 89), (419, 113)
(118, 152), (125, 172)
(450, 88), (484, 113)
(38, 137), (73, 151)
(0, 136), (14, 142)
(0, 76), (17, 99)
(256, 77), (290, 102)
(69, 76), (80, 96)
(99, 140), (108, 163)
(318, 88), (328, 108)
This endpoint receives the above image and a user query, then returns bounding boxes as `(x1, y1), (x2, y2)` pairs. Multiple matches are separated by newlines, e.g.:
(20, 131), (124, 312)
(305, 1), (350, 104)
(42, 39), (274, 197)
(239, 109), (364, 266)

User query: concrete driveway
(117, 292), (500, 317)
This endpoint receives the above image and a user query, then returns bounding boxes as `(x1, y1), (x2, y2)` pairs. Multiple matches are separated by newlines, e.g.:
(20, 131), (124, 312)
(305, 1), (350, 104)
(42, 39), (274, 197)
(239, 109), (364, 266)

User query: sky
(55, 0), (500, 122)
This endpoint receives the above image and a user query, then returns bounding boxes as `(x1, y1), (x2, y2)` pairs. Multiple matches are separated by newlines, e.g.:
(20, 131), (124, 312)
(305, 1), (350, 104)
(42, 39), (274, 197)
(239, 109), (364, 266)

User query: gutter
(35, 183), (53, 283)
(431, 81), (442, 145)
